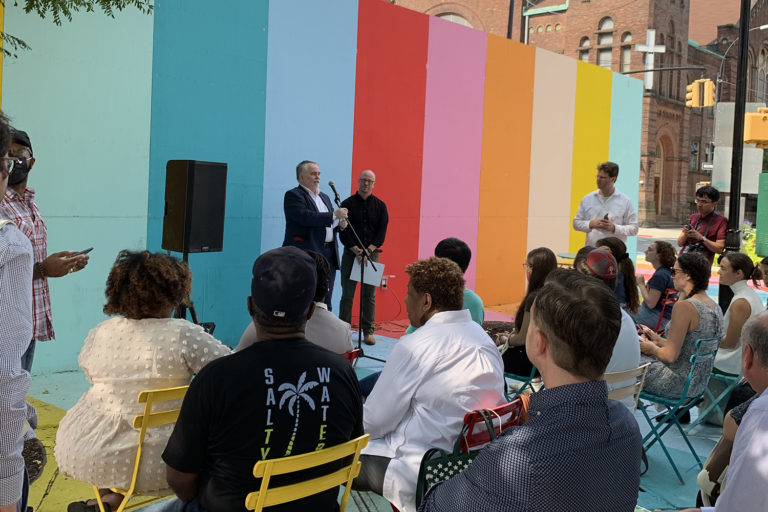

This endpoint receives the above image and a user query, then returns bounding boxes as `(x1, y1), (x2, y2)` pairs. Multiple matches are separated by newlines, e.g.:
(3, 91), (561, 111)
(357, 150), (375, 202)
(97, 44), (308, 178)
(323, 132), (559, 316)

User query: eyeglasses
(695, 198), (714, 205)
(1, 157), (23, 174)
(359, 179), (375, 184)
(670, 267), (684, 276)
(523, 263), (532, 270)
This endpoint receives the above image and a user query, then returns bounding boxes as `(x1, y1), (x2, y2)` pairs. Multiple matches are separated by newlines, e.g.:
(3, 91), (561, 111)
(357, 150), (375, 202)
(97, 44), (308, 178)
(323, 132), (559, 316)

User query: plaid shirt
(0, 187), (54, 341)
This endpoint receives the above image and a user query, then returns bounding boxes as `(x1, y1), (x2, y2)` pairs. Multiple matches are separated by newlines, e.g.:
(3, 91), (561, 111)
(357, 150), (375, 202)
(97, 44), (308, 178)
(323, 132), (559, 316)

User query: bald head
(742, 310), (768, 370)
(358, 170), (376, 199)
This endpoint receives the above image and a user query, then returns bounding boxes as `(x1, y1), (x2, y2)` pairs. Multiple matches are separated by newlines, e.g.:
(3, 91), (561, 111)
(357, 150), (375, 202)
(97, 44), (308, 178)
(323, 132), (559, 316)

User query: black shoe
(68, 502), (111, 512)
(656, 410), (690, 424)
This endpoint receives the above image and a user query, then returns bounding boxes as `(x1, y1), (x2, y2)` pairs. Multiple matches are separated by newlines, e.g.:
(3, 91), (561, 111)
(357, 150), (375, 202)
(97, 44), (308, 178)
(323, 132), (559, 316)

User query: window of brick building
(579, 36), (591, 62)
(597, 18), (614, 69)
(436, 13), (472, 28)
(620, 32), (632, 73)
(758, 48), (768, 104)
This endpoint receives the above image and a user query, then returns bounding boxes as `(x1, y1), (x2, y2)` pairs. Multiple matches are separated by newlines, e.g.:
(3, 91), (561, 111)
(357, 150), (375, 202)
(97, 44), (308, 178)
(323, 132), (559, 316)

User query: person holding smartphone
(0, 129), (90, 373)
(677, 185), (727, 266)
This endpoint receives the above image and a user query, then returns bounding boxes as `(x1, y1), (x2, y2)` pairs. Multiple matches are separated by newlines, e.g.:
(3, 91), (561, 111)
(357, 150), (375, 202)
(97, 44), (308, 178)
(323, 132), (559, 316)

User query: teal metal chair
(686, 371), (742, 432)
(504, 366), (539, 400)
(638, 336), (721, 484)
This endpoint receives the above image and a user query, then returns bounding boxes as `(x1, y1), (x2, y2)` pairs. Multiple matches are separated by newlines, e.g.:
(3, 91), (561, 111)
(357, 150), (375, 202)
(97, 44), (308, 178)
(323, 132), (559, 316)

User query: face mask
(7, 157), (30, 185)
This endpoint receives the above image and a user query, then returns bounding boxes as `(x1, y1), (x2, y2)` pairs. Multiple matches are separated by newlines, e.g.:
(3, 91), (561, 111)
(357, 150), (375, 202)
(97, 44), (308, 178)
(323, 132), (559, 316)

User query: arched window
(758, 48), (768, 104)
(597, 18), (614, 69)
(620, 32), (632, 73)
(579, 37), (591, 62)
(437, 13), (472, 28)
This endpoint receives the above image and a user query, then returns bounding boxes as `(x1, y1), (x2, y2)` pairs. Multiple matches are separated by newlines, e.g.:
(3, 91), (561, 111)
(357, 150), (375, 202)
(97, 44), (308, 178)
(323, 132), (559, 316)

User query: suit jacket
(282, 185), (340, 268)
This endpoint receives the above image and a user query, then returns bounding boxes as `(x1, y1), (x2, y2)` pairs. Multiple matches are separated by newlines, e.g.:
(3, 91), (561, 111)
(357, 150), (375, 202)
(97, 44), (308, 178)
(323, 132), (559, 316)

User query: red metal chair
(458, 396), (529, 453)
(654, 288), (679, 333)
(342, 348), (361, 366)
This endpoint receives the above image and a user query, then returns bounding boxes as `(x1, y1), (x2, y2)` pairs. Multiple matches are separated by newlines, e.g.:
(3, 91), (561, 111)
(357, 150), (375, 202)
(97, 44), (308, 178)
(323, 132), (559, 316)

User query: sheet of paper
(350, 258), (385, 287)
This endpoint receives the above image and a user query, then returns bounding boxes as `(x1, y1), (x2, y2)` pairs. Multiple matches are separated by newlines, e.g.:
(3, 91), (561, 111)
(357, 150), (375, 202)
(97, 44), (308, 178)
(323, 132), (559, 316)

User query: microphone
(328, 181), (341, 205)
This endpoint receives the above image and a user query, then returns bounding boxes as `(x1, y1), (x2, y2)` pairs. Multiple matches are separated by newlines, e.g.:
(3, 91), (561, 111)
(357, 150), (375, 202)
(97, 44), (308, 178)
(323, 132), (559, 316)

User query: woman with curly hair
(596, 236), (640, 314)
(634, 240), (678, 331)
(56, 251), (231, 512)
(639, 252), (723, 401)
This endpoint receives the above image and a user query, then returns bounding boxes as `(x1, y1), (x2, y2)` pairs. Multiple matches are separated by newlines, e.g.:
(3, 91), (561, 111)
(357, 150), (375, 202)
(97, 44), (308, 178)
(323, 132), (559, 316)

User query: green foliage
(741, 220), (760, 262)
(1, 1), (153, 57)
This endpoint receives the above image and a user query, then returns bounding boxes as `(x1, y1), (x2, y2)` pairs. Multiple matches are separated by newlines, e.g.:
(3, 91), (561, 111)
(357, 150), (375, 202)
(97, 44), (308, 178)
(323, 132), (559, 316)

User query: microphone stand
(332, 193), (386, 363)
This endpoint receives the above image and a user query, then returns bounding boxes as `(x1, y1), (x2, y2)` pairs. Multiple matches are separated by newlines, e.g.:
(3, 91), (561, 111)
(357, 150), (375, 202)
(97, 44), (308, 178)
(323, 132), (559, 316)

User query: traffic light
(702, 79), (716, 107)
(685, 80), (701, 108)
(744, 107), (768, 148)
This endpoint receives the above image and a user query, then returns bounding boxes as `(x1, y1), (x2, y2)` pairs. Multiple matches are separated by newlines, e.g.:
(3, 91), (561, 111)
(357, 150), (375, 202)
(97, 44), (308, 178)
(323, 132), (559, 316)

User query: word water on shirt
(260, 367), (334, 459)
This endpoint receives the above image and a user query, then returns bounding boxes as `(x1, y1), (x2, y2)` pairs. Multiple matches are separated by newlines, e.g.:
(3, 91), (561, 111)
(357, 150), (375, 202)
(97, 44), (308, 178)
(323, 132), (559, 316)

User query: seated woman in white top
(56, 251), (231, 512)
(714, 253), (765, 375)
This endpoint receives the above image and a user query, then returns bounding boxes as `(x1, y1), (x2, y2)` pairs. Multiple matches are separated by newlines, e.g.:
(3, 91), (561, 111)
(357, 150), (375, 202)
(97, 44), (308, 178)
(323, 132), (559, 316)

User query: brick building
(393, 0), (767, 225)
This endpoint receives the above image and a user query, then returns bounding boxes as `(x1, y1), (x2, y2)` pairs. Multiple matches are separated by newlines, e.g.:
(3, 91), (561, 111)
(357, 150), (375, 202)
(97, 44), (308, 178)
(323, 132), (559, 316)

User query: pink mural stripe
(418, 16), (487, 288)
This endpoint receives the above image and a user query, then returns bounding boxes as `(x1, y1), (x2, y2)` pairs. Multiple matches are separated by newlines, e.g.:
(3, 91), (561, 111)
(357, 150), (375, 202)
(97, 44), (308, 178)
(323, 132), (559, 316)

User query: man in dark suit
(283, 160), (348, 310)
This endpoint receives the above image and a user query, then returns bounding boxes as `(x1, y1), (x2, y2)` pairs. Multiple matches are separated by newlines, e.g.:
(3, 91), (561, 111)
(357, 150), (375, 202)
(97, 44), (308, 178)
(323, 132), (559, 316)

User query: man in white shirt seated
(237, 250), (353, 354)
(352, 256), (505, 512)
(682, 310), (768, 512)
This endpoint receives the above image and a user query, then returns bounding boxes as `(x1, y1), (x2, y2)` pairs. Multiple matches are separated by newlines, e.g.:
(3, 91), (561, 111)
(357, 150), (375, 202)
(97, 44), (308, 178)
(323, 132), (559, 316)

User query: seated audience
(405, 237), (484, 333)
(149, 246), (363, 511)
(56, 251), (231, 512)
(634, 240), (677, 331)
(501, 247), (557, 377)
(681, 311), (768, 512)
(596, 236), (640, 314)
(760, 256), (768, 309)
(418, 270), (642, 511)
(714, 253), (765, 375)
(574, 248), (641, 409)
(355, 257), (504, 512)
(639, 253), (724, 403)
(237, 250), (353, 354)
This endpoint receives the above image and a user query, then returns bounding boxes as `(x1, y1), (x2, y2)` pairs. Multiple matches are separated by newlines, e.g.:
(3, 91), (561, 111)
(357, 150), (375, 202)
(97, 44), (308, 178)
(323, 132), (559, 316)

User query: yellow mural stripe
(568, 61), (612, 252)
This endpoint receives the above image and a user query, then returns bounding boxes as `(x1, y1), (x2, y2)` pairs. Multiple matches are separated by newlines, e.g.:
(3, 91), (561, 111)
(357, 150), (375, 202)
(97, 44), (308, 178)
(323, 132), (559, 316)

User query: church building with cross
(392, 0), (768, 226)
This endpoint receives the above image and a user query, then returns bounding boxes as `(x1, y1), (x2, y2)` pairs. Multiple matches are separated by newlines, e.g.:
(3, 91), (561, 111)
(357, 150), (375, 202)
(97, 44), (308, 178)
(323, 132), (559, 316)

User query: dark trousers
(339, 249), (378, 334)
(320, 245), (337, 311)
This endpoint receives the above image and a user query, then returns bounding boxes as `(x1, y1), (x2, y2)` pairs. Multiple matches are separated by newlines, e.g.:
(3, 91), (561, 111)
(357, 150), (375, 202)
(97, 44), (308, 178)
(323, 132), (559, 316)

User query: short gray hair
(296, 160), (316, 180)
(741, 311), (768, 370)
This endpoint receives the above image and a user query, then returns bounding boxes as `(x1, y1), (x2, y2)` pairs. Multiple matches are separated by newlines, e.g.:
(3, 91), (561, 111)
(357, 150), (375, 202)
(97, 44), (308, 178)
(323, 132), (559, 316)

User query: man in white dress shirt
(682, 310), (768, 512)
(573, 161), (638, 247)
(352, 256), (505, 512)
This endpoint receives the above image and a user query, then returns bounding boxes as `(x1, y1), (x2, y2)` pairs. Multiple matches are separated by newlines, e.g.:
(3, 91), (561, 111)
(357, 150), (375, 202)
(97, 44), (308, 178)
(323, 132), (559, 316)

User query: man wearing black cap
(0, 129), (89, 372)
(156, 246), (363, 512)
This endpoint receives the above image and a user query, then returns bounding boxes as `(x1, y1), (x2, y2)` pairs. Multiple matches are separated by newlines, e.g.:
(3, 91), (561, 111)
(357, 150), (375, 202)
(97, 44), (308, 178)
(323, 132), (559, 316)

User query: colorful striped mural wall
(1, 0), (642, 373)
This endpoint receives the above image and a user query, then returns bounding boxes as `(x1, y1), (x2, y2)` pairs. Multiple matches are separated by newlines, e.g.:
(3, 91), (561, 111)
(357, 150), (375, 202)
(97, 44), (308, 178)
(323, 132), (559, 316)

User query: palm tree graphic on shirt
(278, 371), (319, 455)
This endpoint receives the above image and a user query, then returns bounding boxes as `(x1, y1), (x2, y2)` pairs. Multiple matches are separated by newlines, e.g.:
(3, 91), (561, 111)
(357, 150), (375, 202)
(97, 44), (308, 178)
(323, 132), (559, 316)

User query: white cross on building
(635, 29), (666, 91)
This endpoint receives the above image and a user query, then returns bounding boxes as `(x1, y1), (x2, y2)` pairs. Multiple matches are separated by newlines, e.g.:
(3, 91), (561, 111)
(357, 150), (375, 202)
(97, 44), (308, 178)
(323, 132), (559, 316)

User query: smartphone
(72, 247), (93, 256)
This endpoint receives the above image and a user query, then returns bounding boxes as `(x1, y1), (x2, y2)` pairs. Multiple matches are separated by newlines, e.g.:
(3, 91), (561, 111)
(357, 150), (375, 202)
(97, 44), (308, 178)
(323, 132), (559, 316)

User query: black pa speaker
(162, 160), (227, 253)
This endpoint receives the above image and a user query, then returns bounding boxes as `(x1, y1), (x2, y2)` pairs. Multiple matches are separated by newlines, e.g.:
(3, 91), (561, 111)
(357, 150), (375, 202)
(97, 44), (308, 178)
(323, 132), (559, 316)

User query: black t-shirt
(162, 338), (364, 512)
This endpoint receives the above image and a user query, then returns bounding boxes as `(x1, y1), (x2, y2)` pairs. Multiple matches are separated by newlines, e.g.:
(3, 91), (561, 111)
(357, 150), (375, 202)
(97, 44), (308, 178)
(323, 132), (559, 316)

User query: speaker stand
(174, 251), (216, 334)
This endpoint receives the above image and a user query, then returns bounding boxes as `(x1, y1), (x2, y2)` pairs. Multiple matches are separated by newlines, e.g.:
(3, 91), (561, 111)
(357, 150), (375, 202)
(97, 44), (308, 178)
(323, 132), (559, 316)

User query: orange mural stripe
(476, 35), (535, 306)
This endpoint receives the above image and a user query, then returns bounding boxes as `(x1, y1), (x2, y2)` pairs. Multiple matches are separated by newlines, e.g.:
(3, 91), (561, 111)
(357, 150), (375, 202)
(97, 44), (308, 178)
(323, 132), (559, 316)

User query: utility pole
(720, 0), (752, 311)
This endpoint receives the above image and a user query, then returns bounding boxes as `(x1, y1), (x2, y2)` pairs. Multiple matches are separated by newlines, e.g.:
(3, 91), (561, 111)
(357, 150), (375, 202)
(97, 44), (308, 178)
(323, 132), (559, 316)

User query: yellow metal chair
(93, 385), (189, 512)
(244, 434), (370, 512)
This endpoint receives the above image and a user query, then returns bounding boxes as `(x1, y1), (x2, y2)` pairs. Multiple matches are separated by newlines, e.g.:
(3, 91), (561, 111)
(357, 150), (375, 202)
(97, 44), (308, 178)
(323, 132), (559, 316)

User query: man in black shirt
(339, 170), (388, 345)
(155, 246), (363, 512)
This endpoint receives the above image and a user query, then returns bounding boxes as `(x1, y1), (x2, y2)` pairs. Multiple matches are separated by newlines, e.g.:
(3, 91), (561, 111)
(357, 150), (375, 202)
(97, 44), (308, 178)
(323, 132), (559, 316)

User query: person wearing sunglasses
(0, 129), (90, 373)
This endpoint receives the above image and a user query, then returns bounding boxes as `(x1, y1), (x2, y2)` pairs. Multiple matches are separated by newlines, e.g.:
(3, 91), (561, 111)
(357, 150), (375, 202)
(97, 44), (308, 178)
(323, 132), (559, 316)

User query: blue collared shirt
(419, 381), (642, 512)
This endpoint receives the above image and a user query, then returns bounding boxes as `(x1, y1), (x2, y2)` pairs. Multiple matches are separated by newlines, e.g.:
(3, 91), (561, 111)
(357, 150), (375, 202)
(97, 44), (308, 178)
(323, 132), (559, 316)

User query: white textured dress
(54, 317), (231, 493)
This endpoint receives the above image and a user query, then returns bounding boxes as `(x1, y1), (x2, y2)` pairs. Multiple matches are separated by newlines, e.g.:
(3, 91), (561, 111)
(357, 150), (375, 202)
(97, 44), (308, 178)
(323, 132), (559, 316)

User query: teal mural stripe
(1, 5), (153, 374)
(609, 73), (644, 258)
(148, 0), (269, 345)
(260, 0), (359, 311)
